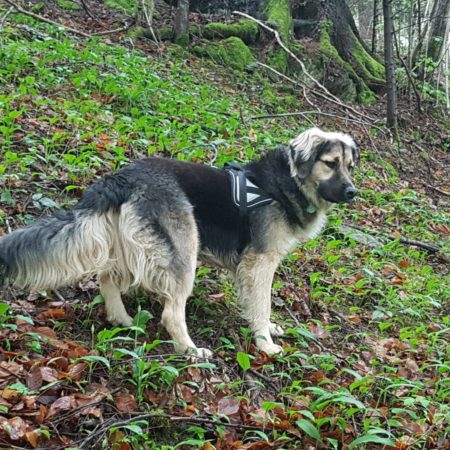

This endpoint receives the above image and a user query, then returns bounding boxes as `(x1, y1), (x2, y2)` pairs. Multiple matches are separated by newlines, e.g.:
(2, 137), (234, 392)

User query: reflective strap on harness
(224, 162), (273, 252)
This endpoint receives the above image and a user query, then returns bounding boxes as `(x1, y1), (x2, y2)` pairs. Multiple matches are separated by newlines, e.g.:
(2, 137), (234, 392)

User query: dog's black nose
(345, 186), (357, 200)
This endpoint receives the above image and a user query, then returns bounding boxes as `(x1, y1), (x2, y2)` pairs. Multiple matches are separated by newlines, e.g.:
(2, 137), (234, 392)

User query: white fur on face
(288, 127), (356, 176)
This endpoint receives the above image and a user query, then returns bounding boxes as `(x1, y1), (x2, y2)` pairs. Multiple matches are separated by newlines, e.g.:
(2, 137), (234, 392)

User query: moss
(105, 0), (136, 13)
(174, 32), (189, 47)
(127, 26), (145, 41)
(156, 27), (173, 41)
(31, 2), (44, 12)
(267, 48), (288, 73)
(203, 20), (259, 45)
(263, 0), (292, 41)
(351, 35), (385, 83)
(192, 37), (254, 71)
(56, 0), (81, 10)
(320, 22), (376, 104)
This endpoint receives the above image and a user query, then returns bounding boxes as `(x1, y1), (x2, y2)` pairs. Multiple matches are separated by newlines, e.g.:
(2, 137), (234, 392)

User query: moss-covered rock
(203, 20), (259, 45)
(105, 0), (136, 13)
(157, 27), (173, 41)
(263, 0), (292, 41)
(174, 33), (189, 47)
(192, 37), (254, 71)
(56, 0), (81, 11)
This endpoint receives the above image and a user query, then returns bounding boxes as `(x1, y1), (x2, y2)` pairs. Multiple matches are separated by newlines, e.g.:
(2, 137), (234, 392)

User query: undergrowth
(0, 16), (449, 450)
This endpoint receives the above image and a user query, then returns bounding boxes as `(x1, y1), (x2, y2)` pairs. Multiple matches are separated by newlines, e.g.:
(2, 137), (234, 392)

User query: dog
(0, 127), (358, 357)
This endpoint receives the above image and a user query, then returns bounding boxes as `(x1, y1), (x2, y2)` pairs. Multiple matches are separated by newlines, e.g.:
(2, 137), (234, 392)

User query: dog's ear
(288, 128), (326, 180)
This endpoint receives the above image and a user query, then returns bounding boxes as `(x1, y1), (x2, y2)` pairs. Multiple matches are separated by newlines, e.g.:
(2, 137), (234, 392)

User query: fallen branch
(233, 10), (375, 123)
(348, 225), (440, 253)
(78, 412), (284, 449)
(0, 5), (14, 29)
(423, 182), (450, 198)
(3, 0), (91, 37)
(91, 21), (135, 36)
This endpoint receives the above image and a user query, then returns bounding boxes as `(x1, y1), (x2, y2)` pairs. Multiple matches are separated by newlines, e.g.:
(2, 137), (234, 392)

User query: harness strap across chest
(224, 162), (273, 251)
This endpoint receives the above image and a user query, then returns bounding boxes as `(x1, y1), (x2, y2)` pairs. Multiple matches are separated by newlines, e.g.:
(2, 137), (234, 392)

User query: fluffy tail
(0, 209), (116, 290)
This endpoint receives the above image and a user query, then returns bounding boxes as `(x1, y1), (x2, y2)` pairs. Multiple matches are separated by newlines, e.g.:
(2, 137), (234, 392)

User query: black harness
(224, 162), (273, 251)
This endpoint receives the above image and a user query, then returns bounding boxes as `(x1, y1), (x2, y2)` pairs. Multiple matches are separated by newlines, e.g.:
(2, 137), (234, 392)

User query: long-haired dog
(0, 128), (358, 357)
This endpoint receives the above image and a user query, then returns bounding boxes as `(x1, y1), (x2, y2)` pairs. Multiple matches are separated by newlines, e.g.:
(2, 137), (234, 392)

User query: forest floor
(0, 2), (449, 450)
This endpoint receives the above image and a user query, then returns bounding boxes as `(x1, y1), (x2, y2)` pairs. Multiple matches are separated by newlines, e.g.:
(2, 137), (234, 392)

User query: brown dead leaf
(2, 416), (27, 440)
(46, 395), (73, 419)
(2, 388), (22, 401)
(114, 392), (137, 413)
(40, 366), (59, 383)
(67, 362), (87, 381)
(0, 361), (23, 379)
(26, 365), (43, 391)
(217, 396), (240, 416)
(36, 308), (67, 320)
(33, 327), (57, 340)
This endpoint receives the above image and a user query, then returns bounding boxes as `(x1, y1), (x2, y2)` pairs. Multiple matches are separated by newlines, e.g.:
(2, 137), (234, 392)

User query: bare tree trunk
(425, 0), (450, 63)
(174, 0), (189, 45)
(358, 0), (373, 40)
(371, 0), (378, 53)
(382, 0), (397, 131)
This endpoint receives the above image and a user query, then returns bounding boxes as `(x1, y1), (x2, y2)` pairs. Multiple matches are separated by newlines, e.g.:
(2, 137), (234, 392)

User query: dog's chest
(271, 211), (328, 256)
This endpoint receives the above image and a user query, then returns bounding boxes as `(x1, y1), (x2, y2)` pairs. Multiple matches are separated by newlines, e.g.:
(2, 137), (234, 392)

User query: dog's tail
(0, 207), (117, 290)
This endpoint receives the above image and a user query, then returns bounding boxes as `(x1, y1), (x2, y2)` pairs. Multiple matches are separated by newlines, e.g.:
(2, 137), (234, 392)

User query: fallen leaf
(217, 396), (240, 416)
(114, 392), (137, 413)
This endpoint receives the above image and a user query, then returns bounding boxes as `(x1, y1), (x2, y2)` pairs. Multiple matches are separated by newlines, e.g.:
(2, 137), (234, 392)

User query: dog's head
(288, 127), (359, 204)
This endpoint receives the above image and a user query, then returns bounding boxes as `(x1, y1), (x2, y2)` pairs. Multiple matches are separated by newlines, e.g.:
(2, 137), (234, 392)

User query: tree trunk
(174, 0), (189, 45)
(425, 0), (450, 63)
(382, 0), (397, 131)
(358, 0), (373, 40)
(371, 0), (378, 53)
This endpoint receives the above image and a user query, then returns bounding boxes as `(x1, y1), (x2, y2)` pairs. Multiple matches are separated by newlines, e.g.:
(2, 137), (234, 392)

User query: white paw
(257, 342), (283, 355)
(269, 322), (284, 337)
(186, 347), (213, 359)
(107, 314), (133, 327)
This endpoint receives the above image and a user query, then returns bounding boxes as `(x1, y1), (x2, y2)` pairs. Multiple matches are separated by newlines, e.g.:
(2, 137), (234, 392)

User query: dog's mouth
(318, 183), (357, 204)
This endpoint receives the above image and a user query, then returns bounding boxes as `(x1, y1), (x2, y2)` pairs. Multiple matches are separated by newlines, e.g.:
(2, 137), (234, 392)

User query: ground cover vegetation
(0, 1), (449, 449)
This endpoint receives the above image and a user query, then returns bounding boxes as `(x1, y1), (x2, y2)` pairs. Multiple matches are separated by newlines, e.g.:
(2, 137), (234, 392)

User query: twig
(423, 182), (450, 197)
(350, 225), (440, 253)
(0, 5), (14, 29)
(91, 21), (135, 36)
(78, 412), (278, 448)
(233, 10), (376, 123)
(79, 0), (103, 24)
(52, 289), (66, 302)
(3, 0), (91, 37)
(141, 0), (160, 49)
(5, 219), (12, 234)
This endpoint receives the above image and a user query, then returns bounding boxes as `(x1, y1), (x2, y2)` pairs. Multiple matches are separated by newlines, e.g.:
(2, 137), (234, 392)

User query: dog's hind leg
(99, 273), (132, 327)
(235, 251), (283, 355)
(120, 198), (211, 358)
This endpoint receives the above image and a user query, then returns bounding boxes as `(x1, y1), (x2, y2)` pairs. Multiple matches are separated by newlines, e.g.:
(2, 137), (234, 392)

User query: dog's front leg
(235, 251), (283, 355)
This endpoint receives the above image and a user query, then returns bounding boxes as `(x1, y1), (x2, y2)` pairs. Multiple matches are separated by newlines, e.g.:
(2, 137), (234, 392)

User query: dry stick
(0, 5), (14, 29)
(423, 182), (450, 198)
(141, 0), (161, 49)
(78, 413), (286, 449)
(256, 61), (374, 127)
(78, 0), (103, 24)
(233, 10), (375, 123)
(350, 225), (440, 253)
(3, 0), (92, 37)
(91, 21), (135, 36)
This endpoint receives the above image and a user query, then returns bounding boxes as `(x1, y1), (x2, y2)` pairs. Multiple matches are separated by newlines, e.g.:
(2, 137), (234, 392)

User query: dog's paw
(107, 314), (133, 327)
(257, 342), (283, 355)
(269, 322), (284, 337)
(187, 347), (213, 359)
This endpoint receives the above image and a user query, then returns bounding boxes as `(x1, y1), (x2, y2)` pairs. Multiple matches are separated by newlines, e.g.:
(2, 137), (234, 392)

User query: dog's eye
(323, 160), (337, 169)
